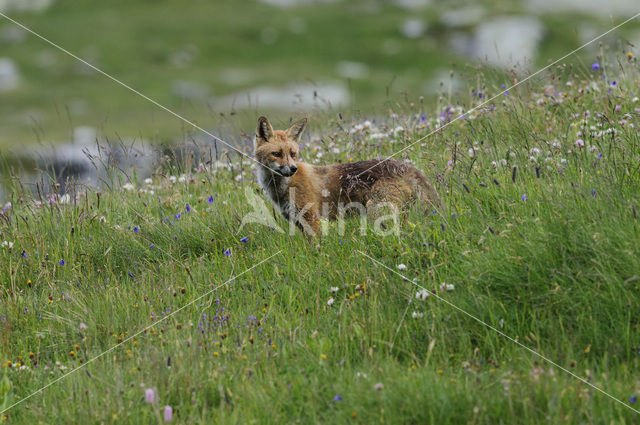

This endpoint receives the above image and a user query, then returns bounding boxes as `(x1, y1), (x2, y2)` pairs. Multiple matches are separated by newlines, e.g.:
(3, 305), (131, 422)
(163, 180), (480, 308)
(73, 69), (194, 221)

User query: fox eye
(272, 151), (282, 158)
(291, 151), (297, 158)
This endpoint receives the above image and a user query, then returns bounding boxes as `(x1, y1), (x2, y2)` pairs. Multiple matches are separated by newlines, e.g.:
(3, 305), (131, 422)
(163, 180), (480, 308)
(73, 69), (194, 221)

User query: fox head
(254, 116), (307, 177)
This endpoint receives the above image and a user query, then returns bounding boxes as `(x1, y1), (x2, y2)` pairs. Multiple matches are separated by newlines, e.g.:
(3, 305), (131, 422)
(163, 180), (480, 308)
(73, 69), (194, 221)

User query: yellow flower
(213, 351), (219, 357)
(320, 354), (327, 360)
(628, 52), (634, 58)
(437, 369), (443, 375)
(584, 345), (590, 354)
(69, 351), (76, 357)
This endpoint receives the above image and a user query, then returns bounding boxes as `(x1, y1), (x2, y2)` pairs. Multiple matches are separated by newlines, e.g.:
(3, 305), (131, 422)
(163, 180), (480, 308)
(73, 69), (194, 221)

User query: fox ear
(286, 117), (307, 141)
(256, 116), (274, 145)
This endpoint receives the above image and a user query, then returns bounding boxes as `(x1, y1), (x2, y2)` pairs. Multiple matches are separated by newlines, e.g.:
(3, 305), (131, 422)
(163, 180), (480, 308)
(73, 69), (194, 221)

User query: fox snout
(278, 164), (298, 177)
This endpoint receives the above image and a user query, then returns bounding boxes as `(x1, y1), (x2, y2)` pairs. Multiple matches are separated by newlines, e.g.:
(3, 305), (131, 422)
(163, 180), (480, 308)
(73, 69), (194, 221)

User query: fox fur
(254, 116), (441, 235)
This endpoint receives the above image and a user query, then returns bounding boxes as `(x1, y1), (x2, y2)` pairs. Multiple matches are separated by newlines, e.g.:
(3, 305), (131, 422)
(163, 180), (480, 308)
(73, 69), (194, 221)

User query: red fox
(254, 116), (441, 235)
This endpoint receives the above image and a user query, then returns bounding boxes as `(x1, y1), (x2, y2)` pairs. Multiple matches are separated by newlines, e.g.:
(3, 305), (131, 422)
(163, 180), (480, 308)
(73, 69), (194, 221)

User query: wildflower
(591, 189), (596, 198)
(327, 297), (335, 306)
(415, 289), (430, 300)
(412, 311), (424, 319)
(591, 62), (600, 71)
(374, 382), (384, 391)
(22, 252), (28, 258)
(240, 236), (248, 243)
(164, 405), (173, 422)
(186, 204), (191, 212)
(320, 354), (327, 360)
(122, 182), (135, 191)
(1, 241), (13, 249)
(128, 271), (134, 278)
(145, 388), (155, 403)
(397, 264), (407, 271)
(631, 395), (637, 404)
(574, 139), (584, 148)
(133, 226), (140, 233)
(444, 283), (455, 292)
(79, 322), (88, 330)
(521, 194), (528, 202)
(223, 249), (231, 256)
(330, 286), (339, 294)
(144, 178), (153, 185)
(207, 195), (214, 204)
(333, 395), (342, 402)
(468, 148), (475, 158)
(59, 259), (66, 266)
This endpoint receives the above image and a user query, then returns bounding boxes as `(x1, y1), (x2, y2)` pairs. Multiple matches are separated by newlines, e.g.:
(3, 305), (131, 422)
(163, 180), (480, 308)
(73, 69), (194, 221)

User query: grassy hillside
(1, 54), (640, 423)
(1, 0), (639, 147)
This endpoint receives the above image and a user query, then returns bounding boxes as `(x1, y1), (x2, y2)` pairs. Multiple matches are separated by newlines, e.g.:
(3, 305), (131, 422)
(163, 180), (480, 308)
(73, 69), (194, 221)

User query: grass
(1, 0), (639, 146)
(1, 52), (640, 423)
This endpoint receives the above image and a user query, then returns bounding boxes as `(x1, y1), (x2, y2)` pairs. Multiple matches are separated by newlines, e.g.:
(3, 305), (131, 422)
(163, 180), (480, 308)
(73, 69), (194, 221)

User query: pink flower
(574, 139), (584, 148)
(79, 322), (88, 330)
(164, 405), (173, 422)
(145, 388), (155, 403)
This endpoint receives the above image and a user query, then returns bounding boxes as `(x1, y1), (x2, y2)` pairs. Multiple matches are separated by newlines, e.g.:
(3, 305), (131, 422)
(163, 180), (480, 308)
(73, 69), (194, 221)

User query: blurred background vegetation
(0, 0), (639, 149)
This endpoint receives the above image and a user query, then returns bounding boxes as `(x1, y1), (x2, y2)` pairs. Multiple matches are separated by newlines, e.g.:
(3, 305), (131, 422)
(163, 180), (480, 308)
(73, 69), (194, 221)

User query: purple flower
(22, 251), (28, 258)
(333, 395), (342, 402)
(631, 395), (637, 404)
(59, 259), (66, 266)
(597, 153), (602, 159)
(186, 204), (191, 212)
(149, 244), (155, 249)
(128, 271), (134, 278)
(611, 81), (617, 86)
(224, 249), (231, 256)
(521, 194), (528, 202)
(208, 195), (214, 204)
(591, 189), (596, 198)
(145, 388), (155, 403)
(164, 405), (173, 422)
(133, 226), (140, 233)
(174, 213), (181, 220)
(240, 237), (248, 243)
(591, 62), (600, 71)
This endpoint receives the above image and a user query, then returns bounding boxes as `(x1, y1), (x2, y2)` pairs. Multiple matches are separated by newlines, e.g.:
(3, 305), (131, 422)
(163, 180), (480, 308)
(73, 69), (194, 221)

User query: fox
(254, 116), (442, 236)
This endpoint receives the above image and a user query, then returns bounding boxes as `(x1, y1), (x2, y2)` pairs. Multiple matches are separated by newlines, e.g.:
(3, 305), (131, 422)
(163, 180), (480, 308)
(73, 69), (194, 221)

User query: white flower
(491, 161), (498, 169)
(178, 175), (187, 183)
(440, 283), (455, 292)
(98, 216), (107, 223)
(530, 147), (541, 156)
(327, 297), (335, 306)
(122, 183), (135, 191)
(374, 382), (384, 391)
(411, 311), (424, 319)
(468, 148), (475, 158)
(330, 287), (339, 294)
(332, 147), (340, 154)
(415, 289), (430, 300)
(1, 241), (13, 249)
(397, 264), (407, 271)
(144, 178), (153, 185)
(169, 176), (177, 183)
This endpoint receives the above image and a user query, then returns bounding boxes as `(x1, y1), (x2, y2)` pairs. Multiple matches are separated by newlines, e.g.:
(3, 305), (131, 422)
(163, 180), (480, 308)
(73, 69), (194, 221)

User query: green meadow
(1, 0), (638, 146)
(1, 50), (640, 423)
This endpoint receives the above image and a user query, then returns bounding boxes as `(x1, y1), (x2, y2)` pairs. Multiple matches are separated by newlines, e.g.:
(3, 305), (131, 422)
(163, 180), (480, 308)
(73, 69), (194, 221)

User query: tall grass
(1, 56), (640, 424)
